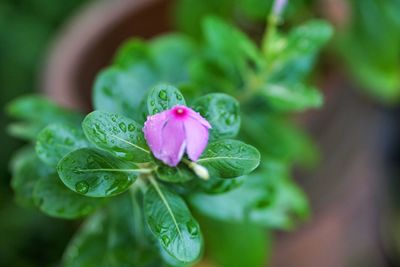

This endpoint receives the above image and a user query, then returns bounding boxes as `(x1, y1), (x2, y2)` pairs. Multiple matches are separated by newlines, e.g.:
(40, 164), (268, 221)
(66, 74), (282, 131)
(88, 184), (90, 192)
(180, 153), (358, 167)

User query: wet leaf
(192, 93), (240, 140)
(36, 124), (90, 166)
(144, 182), (202, 264)
(198, 139), (260, 178)
(147, 84), (186, 115)
(82, 111), (151, 163)
(57, 148), (138, 197)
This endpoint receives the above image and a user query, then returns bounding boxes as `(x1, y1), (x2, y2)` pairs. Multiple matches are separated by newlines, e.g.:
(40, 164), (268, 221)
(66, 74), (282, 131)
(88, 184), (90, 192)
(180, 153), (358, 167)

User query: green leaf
(33, 175), (100, 219)
(261, 83), (323, 111)
(174, 0), (233, 38)
(266, 20), (333, 83)
(192, 93), (240, 140)
(57, 148), (138, 197)
(113, 38), (152, 69)
(10, 146), (52, 206)
(36, 124), (90, 166)
(6, 95), (82, 140)
(149, 34), (197, 84)
(199, 216), (270, 267)
(147, 84), (186, 115)
(237, 0), (272, 21)
(197, 139), (260, 178)
(156, 164), (196, 183)
(203, 16), (263, 69)
(7, 122), (43, 140)
(82, 111), (151, 163)
(63, 212), (109, 267)
(6, 95), (81, 124)
(193, 176), (245, 194)
(144, 180), (203, 264)
(190, 162), (309, 229)
(99, 36), (195, 121)
(93, 66), (158, 121)
(240, 114), (319, 167)
(63, 195), (160, 267)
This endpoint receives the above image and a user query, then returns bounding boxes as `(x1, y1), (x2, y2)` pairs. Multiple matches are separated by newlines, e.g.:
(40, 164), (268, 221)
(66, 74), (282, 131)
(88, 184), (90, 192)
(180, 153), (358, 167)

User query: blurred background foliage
(174, 0), (400, 103)
(336, 0), (400, 103)
(0, 0), (89, 266)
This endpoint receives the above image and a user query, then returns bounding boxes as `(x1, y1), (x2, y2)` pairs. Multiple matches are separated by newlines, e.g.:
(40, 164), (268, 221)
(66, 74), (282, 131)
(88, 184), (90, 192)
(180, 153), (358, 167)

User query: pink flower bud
(143, 105), (211, 167)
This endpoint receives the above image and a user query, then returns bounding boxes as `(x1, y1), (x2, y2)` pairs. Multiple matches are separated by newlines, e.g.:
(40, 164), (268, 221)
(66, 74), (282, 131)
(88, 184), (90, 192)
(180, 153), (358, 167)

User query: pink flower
(143, 105), (211, 167)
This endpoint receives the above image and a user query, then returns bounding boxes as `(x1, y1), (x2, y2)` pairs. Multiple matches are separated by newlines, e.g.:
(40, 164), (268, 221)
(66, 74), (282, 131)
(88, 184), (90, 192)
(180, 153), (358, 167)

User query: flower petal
(184, 117), (209, 161)
(143, 110), (169, 159)
(188, 108), (212, 129)
(160, 119), (186, 166)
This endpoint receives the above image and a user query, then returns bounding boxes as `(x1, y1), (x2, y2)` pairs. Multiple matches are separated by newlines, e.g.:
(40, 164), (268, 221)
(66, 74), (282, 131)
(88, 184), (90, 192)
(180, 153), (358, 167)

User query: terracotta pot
(42, 0), (170, 112)
(41, 1), (389, 266)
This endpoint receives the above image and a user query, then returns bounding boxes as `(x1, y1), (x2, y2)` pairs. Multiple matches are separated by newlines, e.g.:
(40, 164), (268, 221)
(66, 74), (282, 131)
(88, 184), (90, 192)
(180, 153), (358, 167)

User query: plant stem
(238, 0), (285, 104)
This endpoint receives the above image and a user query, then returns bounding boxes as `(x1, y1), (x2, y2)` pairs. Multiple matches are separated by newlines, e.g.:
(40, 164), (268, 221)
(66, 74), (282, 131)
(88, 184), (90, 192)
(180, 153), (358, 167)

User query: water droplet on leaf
(161, 235), (170, 246)
(128, 123), (136, 132)
(175, 93), (183, 100)
(75, 181), (89, 194)
(158, 90), (168, 100)
(119, 122), (127, 132)
(186, 221), (198, 236)
(65, 137), (74, 146)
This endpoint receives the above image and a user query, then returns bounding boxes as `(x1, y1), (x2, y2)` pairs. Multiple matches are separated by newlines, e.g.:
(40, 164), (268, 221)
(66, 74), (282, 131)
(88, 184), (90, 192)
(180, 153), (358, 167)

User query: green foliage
(192, 93), (241, 139)
(6, 5), (333, 266)
(190, 161), (309, 229)
(33, 175), (100, 219)
(63, 194), (159, 267)
(95, 34), (196, 122)
(188, 17), (329, 113)
(10, 146), (100, 219)
(264, 20), (334, 83)
(203, 17), (263, 69)
(10, 147), (51, 207)
(198, 139), (260, 178)
(337, 0), (400, 103)
(144, 182), (203, 264)
(261, 83), (323, 111)
(6, 95), (82, 140)
(199, 216), (271, 267)
(93, 67), (157, 121)
(82, 111), (151, 163)
(192, 176), (245, 195)
(173, 0), (309, 38)
(241, 114), (319, 167)
(156, 164), (196, 183)
(57, 148), (137, 197)
(36, 123), (90, 166)
(147, 84), (186, 115)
